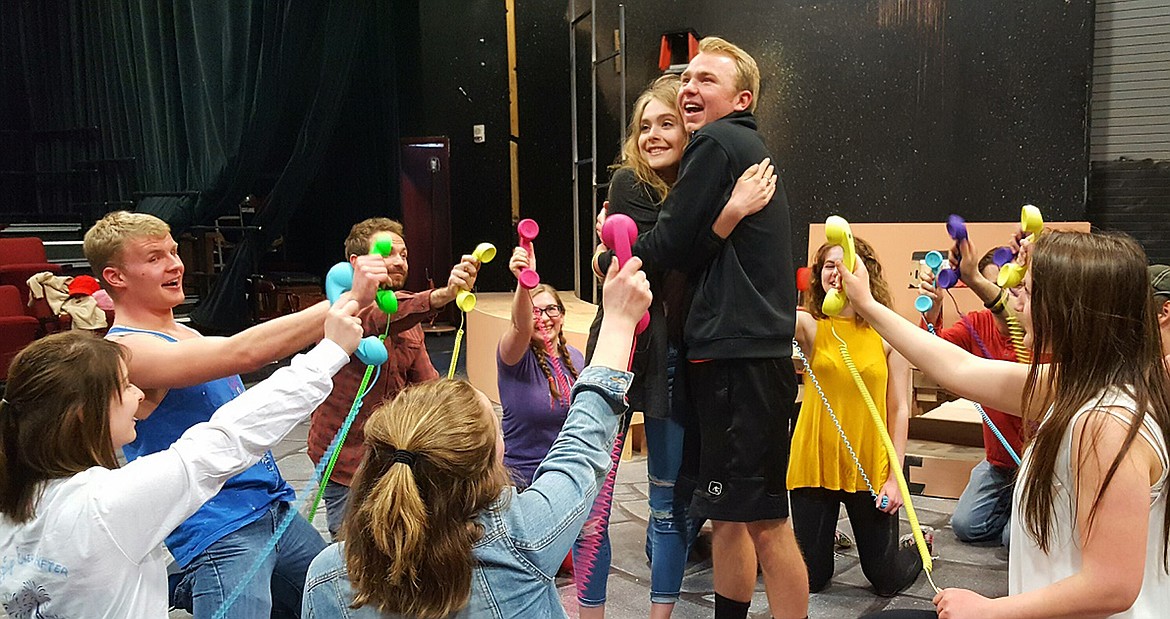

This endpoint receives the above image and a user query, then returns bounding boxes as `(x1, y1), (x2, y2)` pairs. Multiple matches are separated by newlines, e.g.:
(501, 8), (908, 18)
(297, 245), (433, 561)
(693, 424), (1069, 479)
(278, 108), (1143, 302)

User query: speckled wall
(578, 0), (1094, 272)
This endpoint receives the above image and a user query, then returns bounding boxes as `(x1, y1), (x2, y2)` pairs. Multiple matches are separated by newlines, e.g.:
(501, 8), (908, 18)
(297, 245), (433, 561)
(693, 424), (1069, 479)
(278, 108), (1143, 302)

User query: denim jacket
(302, 366), (631, 618)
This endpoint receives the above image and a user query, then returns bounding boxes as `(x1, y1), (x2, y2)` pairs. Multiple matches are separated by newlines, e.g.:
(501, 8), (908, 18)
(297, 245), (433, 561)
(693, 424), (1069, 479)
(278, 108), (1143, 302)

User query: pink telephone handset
(517, 219), (541, 289)
(601, 214), (650, 335)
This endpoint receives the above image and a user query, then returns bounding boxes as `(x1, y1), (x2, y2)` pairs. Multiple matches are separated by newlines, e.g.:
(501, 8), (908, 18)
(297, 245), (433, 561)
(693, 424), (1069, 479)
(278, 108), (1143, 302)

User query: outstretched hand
(509, 246), (533, 282)
(323, 294), (363, 355)
(602, 256), (652, 329)
(834, 256), (876, 315)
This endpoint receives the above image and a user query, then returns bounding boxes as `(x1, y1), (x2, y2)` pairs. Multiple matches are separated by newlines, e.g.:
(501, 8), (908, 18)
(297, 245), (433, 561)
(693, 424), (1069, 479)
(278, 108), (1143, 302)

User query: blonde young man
(83, 211), (388, 617)
(596, 37), (807, 619)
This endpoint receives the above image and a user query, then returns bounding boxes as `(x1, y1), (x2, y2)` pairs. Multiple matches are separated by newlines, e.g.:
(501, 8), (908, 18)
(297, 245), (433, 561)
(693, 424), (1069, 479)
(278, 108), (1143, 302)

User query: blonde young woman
(302, 257), (653, 618)
(582, 74), (775, 618)
(846, 231), (1169, 619)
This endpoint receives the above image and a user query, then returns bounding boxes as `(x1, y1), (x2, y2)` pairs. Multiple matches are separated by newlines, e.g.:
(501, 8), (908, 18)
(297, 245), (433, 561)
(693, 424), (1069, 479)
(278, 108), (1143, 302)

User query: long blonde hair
(616, 75), (684, 203)
(342, 379), (511, 617)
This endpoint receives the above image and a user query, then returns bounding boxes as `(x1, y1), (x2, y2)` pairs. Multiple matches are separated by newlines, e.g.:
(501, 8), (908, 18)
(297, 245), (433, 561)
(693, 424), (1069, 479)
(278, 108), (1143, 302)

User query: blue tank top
(106, 325), (295, 567)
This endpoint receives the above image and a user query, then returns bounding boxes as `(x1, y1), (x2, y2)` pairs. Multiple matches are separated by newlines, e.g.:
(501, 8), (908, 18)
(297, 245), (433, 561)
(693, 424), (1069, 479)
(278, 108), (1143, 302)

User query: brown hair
(528, 284), (581, 400)
(0, 332), (128, 522)
(616, 75), (685, 203)
(83, 210), (171, 288)
(342, 380), (510, 617)
(1020, 231), (1170, 568)
(345, 217), (404, 259)
(804, 236), (893, 321)
(697, 36), (762, 112)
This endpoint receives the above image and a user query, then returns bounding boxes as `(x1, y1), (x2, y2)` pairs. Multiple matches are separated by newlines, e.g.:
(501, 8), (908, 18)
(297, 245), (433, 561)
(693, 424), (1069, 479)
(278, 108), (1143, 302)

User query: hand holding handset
(517, 219), (541, 289)
(914, 250), (947, 313)
(822, 216), (856, 316)
(454, 243), (497, 312)
(601, 214), (650, 335)
(996, 204), (1043, 288)
(935, 214), (967, 289)
(325, 235), (398, 365)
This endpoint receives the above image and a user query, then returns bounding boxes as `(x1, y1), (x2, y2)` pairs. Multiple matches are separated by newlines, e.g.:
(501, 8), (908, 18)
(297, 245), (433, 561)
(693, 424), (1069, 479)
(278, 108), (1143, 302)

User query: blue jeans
(322, 480), (350, 541)
(951, 459), (1014, 547)
(173, 501), (327, 618)
(643, 414), (694, 604)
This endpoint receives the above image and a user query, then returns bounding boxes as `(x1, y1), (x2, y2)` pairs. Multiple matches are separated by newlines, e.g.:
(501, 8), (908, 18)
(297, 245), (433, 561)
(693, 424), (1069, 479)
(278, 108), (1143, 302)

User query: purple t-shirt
(497, 345), (585, 487)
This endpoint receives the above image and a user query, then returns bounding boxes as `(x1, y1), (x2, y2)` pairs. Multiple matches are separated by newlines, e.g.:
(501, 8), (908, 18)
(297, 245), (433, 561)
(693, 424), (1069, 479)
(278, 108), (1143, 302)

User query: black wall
(582, 0), (1094, 273)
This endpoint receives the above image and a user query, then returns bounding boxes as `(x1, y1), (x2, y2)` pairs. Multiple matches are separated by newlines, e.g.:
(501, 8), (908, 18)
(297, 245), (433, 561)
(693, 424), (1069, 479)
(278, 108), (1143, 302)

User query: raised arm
(513, 258), (650, 574)
(94, 297), (362, 562)
(117, 302), (330, 391)
(498, 247), (537, 366)
(838, 256), (1037, 416)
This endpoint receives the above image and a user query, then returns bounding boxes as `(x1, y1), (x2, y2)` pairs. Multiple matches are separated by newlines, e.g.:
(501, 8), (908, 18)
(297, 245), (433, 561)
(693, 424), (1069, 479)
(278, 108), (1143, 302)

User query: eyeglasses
(533, 305), (564, 318)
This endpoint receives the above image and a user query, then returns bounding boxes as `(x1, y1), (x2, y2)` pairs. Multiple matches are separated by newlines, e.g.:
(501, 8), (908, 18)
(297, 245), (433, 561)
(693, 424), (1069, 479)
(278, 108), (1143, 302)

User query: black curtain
(5, 0), (375, 330)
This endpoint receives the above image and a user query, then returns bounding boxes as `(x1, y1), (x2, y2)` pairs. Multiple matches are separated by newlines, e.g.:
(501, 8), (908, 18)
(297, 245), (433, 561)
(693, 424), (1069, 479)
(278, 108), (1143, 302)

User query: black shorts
(685, 357), (797, 522)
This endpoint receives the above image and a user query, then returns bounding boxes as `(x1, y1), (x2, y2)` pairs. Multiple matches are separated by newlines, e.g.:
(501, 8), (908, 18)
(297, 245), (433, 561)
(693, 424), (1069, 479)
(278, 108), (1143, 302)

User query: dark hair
(1020, 231), (1170, 569)
(342, 380), (510, 617)
(0, 332), (128, 522)
(978, 247), (1006, 277)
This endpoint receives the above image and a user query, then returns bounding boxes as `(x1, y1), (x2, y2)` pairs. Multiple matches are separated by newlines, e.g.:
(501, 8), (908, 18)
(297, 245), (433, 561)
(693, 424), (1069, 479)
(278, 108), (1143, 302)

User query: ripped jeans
(643, 413), (694, 604)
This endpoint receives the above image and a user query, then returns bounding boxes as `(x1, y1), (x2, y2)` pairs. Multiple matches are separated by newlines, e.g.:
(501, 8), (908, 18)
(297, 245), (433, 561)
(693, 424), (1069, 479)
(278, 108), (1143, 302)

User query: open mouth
(682, 102), (703, 115)
(162, 278), (181, 289)
(645, 146), (670, 157)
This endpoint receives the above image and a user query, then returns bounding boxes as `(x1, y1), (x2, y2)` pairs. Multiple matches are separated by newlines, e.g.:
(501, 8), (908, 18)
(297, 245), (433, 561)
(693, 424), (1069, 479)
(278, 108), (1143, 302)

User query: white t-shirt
(0, 341), (347, 619)
(1009, 386), (1169, 617)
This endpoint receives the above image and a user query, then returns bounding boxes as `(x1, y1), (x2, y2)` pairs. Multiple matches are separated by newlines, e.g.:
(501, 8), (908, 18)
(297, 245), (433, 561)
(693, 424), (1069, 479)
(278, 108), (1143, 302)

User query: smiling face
(820, 245), (844, 297)
(678, 51), (753, 132)
(108, 361), (145, 449)
(637, 98), (686, 177)
(352, 231), (409, 290)
(104, 234), (185, 310)
(529, 290), (564, 343)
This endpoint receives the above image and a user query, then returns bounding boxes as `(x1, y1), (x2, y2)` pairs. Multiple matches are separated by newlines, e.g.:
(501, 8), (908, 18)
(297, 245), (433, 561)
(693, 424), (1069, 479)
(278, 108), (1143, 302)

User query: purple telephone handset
(517, 219), (541, 289)
(935, 214), (968, 289)
(601, 214), (650, 335)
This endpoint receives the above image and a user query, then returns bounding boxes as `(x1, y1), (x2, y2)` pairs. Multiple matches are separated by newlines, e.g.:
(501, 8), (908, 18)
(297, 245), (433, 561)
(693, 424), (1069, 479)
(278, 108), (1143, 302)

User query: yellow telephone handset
(822, 215), (856, 316)
(997, 204), (1044, 288)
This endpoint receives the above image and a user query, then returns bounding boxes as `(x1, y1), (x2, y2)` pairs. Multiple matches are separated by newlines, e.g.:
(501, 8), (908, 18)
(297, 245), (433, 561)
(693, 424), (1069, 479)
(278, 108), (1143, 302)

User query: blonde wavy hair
(616, 74), (685, 203)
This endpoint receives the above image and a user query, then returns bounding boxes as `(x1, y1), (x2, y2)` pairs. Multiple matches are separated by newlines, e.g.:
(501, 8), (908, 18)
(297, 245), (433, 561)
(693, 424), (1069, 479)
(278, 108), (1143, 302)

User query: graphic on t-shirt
(4, 580), (64, 619)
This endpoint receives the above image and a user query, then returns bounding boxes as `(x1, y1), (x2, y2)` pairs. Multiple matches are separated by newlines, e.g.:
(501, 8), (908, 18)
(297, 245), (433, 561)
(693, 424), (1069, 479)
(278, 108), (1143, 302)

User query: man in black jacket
(598, 36), (806, 619)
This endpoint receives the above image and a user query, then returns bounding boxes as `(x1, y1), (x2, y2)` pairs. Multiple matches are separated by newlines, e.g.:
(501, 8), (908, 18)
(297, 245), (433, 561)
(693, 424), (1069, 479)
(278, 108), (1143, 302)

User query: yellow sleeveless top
(788, 317), (891, 492)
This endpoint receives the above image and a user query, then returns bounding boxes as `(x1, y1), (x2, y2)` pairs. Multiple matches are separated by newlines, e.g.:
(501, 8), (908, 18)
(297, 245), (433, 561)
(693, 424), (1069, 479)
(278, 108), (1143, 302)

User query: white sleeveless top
(1009, 386), (1169, 617)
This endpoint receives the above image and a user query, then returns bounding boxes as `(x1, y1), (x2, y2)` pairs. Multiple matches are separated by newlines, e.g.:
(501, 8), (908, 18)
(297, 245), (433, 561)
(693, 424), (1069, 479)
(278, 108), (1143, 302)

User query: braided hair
(527, 285), (580, 402)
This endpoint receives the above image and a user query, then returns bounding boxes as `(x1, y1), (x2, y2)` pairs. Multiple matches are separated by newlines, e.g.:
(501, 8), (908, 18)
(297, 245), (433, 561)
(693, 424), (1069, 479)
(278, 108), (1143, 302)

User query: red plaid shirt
(307, 290), (440, 485)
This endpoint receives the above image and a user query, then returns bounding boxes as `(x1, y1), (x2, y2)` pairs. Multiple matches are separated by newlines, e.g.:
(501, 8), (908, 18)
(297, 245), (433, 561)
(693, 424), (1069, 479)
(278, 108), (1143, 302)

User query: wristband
(984, 288), (1006, 311)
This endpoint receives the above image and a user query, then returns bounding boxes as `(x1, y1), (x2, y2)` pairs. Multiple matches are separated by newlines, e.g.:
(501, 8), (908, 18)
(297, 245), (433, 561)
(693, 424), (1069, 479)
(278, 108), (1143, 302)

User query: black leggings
(791, 487), (922, 596)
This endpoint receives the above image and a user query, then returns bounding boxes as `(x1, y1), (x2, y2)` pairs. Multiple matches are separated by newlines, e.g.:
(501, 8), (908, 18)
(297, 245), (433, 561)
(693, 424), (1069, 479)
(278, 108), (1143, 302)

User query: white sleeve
(90, 339), (350, 562)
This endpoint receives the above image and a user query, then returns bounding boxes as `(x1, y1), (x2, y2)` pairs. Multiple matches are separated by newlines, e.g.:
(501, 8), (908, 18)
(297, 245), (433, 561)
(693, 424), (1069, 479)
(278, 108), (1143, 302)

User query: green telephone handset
(822, 215), (856, 316)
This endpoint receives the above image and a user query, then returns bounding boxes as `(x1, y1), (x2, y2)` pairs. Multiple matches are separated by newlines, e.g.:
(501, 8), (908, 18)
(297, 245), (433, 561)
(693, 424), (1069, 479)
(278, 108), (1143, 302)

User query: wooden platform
(466, 291), (598, 403)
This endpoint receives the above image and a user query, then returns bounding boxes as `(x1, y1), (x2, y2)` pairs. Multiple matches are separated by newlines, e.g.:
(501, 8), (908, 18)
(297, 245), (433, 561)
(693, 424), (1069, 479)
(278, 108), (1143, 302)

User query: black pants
(791, 487), (922, 596)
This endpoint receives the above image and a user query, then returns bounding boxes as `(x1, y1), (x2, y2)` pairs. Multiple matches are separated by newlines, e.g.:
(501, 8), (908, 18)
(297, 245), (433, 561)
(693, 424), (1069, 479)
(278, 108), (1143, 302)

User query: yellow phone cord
(831, 325), (940, 593)
(1004, 312), (1031, 364)
(448, 313), (465, 379)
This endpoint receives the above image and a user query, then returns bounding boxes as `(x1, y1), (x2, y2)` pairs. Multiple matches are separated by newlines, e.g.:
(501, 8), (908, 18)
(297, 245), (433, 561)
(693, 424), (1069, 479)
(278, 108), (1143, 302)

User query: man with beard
(307, 217), (480, 539)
